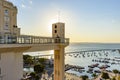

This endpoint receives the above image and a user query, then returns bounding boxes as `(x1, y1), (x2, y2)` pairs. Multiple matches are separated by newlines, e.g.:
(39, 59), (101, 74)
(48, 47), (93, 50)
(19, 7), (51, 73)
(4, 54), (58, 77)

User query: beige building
(0, 0), (20, 43)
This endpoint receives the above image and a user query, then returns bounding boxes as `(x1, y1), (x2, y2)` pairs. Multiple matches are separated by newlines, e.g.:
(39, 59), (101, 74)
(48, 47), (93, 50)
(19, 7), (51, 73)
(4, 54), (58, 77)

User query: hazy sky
(8, 0), (120, 43)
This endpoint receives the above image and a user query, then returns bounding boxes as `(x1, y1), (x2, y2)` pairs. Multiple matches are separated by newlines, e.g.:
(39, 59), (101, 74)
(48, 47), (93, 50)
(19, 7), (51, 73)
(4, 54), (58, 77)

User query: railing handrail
(19, 35), (69, 39)
(0, 35), (69, 44)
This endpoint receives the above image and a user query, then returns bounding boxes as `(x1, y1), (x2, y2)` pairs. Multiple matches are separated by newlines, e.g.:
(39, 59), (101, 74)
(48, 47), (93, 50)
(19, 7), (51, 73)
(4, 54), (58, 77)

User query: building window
(4, 10), (9, 15)
(5, 23), (9, 27)
(13, 25), (17, 28)
(5, 24), (8, 27)
(55, 25), (57, 28)
(55, 30), (57, 33)
(4, 22), (9, 30)
(4, 16), (10, 22)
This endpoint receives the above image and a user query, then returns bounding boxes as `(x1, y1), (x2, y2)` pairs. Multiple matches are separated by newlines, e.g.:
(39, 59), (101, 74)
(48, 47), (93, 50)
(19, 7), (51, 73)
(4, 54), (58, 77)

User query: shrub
(81, 75), (88, 80)
(34, 64), (44, 73)
(101, 72), (110, 79)
(92, 73), (97, 77)
(113, 69), (119, 74)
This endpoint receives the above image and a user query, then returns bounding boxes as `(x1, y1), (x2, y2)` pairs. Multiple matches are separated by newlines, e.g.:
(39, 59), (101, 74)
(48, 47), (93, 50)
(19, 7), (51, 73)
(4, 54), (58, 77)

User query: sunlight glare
(49, 50), (54, 54)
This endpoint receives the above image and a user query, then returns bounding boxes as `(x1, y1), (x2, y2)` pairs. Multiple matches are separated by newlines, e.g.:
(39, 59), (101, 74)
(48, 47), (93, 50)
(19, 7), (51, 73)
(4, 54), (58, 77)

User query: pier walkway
(0, 35), (69, 44)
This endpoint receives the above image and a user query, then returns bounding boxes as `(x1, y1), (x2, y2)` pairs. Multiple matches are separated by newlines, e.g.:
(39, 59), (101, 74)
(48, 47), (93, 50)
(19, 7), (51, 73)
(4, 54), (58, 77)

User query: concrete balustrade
(0, 35), (69, 44)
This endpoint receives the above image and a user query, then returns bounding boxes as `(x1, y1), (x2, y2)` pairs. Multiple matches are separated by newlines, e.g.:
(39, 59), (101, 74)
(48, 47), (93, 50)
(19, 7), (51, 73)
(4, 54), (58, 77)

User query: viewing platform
(0, 35), (69, 53)
(0, 35), (69, 44)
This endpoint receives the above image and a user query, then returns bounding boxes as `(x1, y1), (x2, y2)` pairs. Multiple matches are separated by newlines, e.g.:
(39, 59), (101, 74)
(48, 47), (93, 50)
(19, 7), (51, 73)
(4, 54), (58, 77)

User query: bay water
(24, 43), (120, 78)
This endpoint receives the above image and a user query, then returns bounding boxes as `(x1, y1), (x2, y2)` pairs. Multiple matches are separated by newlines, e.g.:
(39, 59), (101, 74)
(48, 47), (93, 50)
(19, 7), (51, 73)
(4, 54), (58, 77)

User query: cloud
(21, 4), (26, 8)
(6, 0), (33, 9)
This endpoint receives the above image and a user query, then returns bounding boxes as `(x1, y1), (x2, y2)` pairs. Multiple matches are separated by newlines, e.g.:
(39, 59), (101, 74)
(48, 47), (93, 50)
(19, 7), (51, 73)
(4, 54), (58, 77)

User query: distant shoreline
(70, 42), (120, 44)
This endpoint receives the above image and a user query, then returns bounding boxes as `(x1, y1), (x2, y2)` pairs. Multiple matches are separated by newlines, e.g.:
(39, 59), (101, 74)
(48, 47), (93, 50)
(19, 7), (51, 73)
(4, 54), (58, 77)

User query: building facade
(0, 0), (20, 43)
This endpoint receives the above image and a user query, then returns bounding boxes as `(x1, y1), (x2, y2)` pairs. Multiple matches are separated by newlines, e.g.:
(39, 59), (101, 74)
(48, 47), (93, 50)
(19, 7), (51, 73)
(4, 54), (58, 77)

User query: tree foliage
(23, 55), (33, 65)
(30, 72), (36, 78)
(113, 69), (119, 74)
(101, 72), (110, 79)
(92, 73), (97, 77)
(38, 58), (47, 64)
(81, 75), (88, 80)
(34, 64), (44, 74)
(30, 72), (40, 80)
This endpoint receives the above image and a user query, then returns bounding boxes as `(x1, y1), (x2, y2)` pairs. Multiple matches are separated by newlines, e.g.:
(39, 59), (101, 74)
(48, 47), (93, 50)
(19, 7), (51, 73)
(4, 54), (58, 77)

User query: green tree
(23, 55), (33, 66)
(30, 72), (36, 78)
(35, 75), (40, 80)
(30, 72), (40, 80)
(101, 72), (110, 80)
(81, 75), (88, 80)
(113, 69), (119, 78)
(34, 64), (44, 74)
(92, 73), (97, 78)
(38, 58), (47, 64)
(113, 69), (119, 75)
(23, 55), (32, 61)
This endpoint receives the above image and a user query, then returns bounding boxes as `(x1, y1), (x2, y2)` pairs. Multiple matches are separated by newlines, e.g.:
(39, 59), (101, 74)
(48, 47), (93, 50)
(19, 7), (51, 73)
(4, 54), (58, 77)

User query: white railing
(0, 35), (69, 44)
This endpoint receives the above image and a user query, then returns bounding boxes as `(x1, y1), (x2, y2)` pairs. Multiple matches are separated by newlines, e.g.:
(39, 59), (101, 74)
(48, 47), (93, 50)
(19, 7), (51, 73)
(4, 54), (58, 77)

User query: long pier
(28, 49), (120, 57)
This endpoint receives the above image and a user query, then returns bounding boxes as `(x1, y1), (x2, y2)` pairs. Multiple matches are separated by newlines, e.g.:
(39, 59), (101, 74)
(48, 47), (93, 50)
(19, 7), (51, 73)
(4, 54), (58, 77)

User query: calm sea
(65, 43), (120, 78)
(24, 43), (120, 78)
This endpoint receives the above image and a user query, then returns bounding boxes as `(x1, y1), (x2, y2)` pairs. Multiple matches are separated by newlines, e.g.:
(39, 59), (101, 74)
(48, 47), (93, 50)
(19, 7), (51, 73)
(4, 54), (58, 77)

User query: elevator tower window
(55, 30), (57, 33)
(55, 25), (57, 28)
